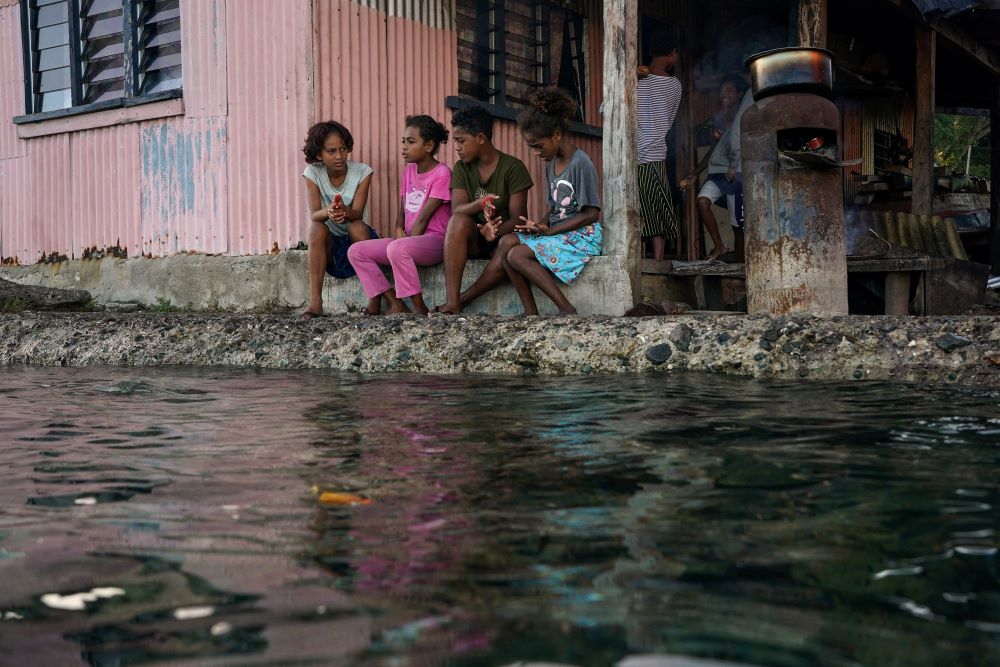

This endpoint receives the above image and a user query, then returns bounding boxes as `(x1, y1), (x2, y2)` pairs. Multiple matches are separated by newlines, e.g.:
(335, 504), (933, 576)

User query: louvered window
(19, 0), (182, 117)
(456, 0), (588, 120)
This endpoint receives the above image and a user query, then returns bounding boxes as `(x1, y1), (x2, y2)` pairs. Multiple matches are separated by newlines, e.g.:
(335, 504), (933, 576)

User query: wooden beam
(913, 25), (936, 217)
(885, 0), (1000, 76)
(797, 0), (828, 48)
(991, 80), (1000, 273)
(601, 0), (642, 288)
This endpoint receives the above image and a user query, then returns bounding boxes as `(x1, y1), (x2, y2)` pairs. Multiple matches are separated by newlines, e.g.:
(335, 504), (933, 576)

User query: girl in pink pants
(348, 115), (452, 315)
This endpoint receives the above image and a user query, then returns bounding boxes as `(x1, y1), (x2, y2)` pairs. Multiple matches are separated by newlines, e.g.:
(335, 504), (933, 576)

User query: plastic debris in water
(318, 492), (371, 506)
(41, 587), (125, 610)
(211, 621), (232, 636)
(174, 606), (215, 620)
(74, 497), (98, 506)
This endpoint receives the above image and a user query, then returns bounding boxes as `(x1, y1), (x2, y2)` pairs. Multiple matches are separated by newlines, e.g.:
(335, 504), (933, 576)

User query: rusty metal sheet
(225, 0), (312, 255)
(0, 4), (25, 159)
(140, 116), (228, 257)
(179, 0), (228, 118)
(742, 93), (849, 316)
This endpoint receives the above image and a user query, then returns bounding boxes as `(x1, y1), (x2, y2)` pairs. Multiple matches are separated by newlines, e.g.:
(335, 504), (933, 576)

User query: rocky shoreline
(2, 311), (1000, 387)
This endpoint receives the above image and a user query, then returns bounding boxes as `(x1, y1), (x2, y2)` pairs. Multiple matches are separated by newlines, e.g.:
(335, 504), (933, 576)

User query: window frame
(454, 0), (597, 132)
(14, 0), (182, 125)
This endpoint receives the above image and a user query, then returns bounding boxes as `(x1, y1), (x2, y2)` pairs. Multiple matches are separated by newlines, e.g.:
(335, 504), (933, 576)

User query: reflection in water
(0, 366), (998, 666)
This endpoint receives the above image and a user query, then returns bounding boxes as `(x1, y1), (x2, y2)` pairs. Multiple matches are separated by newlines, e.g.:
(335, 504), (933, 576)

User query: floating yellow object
(318, 492), (371, 506)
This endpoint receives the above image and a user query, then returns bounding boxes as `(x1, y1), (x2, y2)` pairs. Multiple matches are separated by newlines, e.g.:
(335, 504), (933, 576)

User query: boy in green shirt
(435, 106), (533, 314)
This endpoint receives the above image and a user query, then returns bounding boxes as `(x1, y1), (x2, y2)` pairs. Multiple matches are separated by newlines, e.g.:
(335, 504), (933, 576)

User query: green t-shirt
(450, 152), (533, 224)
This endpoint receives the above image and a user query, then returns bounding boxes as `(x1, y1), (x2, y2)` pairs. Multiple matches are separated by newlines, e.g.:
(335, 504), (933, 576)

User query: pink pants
(347, 234), (445, 299)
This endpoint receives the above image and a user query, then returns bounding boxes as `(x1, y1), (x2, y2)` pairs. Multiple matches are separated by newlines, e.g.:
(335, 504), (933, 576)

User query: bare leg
(457, 243), (509, 308)
(507, 245), (577, 315)
(651, 235), (666, 261)
(383, 288), (412, 314)
(439, 214), (475, 314)
(498, 235), (538, 314)
(409, 292), (430, 315)
(697, 196), (727, 260)
(305, 222), (331, 316)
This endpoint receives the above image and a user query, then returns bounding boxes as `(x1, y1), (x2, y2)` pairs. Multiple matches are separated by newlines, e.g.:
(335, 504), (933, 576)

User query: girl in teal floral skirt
(496, 87), (603, 315)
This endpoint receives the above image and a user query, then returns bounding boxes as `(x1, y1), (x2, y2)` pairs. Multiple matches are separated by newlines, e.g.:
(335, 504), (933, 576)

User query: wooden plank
(667, 256), (945, 278)
(992, 80), (1000, 273)
(797, 0), (828, 48)
(884, 272), (911, 315)
(913, 25), (936, 217)
(601, 0), (642, 291)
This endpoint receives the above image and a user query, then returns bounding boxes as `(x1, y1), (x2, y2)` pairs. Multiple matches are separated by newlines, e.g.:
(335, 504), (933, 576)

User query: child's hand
(637, 65), (650, 80)
(515, 216), (550, 236)
(477, 215), (502, 242)
(480, 194), (498, 220)
(327, 195), (347, 223)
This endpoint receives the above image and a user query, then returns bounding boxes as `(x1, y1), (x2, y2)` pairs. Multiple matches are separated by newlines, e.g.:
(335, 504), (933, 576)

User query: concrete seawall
(2, 312), (999, 387)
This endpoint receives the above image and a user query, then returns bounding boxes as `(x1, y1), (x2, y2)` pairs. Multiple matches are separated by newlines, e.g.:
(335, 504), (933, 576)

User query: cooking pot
(745, 47), (834, 100)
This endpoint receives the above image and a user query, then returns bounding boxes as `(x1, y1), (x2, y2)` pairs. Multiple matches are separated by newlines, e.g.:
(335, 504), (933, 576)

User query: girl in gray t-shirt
(498, 87), (603, 316)
(301, 120), (378, 318)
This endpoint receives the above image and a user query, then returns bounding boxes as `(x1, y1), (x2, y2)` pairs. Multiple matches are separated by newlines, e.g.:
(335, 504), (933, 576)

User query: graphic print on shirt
(552, 179), (576, 220)
(405, 186), (427, 214)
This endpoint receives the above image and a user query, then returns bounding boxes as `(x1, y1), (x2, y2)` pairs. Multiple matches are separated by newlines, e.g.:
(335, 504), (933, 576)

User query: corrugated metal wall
(314, 0), (604, 236)
(225, 0), (313, 255)
(2, 0), (609, 264)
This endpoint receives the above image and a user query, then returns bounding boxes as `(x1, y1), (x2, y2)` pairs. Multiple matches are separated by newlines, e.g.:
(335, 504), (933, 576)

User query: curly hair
(302, 120), (354, 164)
(451, 105), (494, 140)
(516, 86), (577, 138)
(405, 114), (450, 155)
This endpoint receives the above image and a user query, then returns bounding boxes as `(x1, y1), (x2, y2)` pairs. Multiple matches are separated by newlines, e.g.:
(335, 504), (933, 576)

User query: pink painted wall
(0, 0), (605, 265)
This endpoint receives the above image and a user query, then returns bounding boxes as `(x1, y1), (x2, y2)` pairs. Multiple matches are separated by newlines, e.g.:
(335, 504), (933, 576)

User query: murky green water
(1, 367), (998, 666)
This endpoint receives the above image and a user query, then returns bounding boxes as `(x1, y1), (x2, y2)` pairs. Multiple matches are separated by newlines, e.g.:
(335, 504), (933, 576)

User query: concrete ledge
(2, 311), (999, 387)
(0, 251), (638, 316)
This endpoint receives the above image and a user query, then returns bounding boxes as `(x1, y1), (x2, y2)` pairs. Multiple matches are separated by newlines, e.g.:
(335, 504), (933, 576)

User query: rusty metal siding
(355, 0), (454, 29)
(226, 0), (314, 255)
(140, 116), (228, 256)
(72, 125), (142, 257)
(0, 134), (72, 264)
(314, 0), (458, 237)
(840, 99), (863, 205)
(314, 0), (602, 237)
(179, 0), (228, 118)
(0, 3), (25, 160)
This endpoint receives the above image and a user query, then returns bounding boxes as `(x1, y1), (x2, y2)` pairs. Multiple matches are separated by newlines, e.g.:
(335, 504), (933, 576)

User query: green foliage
(149, 297), (179, 313)
(0, 298), (29, 313)
(934, 113), (991, 179)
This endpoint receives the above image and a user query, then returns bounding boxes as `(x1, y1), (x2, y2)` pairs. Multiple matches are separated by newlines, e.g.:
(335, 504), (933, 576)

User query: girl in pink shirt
(348, 116), (452, 315)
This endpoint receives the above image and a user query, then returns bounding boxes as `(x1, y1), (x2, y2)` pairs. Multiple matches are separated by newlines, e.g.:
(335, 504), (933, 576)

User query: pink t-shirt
(400, 162), (452, 236)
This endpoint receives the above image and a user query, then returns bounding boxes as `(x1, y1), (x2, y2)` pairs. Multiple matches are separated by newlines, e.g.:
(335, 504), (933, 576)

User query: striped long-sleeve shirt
(637, 74), (683, 165)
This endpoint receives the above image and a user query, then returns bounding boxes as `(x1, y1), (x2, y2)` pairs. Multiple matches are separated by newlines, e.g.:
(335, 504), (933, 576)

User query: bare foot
(706, 247), (729, 262)
(433, 303), (461, 315)
(365, 297), (382, 316)
(386, 303), (412, 315)
(301, 304), (323, 320)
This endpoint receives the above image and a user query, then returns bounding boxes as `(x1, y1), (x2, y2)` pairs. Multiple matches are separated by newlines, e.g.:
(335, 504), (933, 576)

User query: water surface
(1, 367), (999, 666)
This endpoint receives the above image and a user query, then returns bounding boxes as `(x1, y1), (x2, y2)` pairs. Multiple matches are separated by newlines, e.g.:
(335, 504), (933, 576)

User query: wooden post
(991, 80), (1000, 273)
(797, 0), (828, 48)
(601, 0), (642, 295)
(913, 25), (936, 218)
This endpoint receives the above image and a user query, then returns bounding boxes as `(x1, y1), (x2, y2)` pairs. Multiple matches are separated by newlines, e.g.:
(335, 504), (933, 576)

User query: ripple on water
(0, 368), (998, 666)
